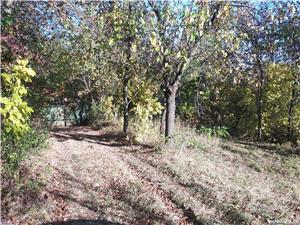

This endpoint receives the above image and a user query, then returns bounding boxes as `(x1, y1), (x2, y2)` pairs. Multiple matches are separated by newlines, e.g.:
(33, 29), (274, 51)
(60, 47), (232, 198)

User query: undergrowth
(1, 127), (48, 174)
(1, 126), (49, 216)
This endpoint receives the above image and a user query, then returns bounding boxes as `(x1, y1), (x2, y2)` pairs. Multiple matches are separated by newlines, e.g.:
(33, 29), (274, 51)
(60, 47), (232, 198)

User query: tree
(0, 59), (36, 139)
(108, 1), (157, 135)
(147, 1), (230, 140)
(273, 1), (300, 144)
(2, 0), (298, 145)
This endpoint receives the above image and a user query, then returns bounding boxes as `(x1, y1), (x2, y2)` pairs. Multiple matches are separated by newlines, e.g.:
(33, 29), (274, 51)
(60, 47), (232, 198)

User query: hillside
(2, 126), (299, 225)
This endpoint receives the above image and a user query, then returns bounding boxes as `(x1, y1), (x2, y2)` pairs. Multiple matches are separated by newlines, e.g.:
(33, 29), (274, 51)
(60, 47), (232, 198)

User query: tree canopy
(1, 0), (299, 145)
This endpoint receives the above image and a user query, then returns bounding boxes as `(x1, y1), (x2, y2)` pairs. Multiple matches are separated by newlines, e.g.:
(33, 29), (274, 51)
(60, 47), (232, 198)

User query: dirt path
(4, 126), (299, 225)
(13, 127), (196, 225)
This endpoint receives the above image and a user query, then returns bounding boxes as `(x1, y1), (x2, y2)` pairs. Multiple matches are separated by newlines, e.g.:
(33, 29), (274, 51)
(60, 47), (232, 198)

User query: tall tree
(147, 1), (229, 140)
(274, 1), (300, 144)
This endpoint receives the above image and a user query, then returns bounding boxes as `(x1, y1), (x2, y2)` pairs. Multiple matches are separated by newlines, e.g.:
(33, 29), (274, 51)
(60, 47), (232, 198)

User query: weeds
(248, 160), (262, 172)
(1, 126), (49, 222)
(1, 127), (48, 174)
(3, 125), (299, 225)
(197, 126), (230, 138)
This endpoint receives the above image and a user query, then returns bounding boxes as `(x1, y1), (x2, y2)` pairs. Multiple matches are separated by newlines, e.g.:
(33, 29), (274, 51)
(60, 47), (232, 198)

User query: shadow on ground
(41, 219), (122, 225)
(237, 141), (300, 157)
(51, 126), (154, 150)
(46, 165), (171, 225)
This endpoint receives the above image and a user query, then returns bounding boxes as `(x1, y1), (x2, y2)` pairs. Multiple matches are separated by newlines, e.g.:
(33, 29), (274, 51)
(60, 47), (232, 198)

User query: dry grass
(141, 123), (300, 225)
(2, 124), (299, 225)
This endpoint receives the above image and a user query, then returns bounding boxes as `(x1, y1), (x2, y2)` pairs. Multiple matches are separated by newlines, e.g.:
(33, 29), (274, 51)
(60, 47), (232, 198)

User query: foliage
(0, 59), (47, 178)
(1, 59), (36, 139)
(197, 126), (230, 138)
(129, 79), (163, 142)
(179, 102), (196, 122)
(89, 96), (119, 125)
(264, 63), (300, 143)
(1, 1), (299, 144)
(1, 127), (48, 174)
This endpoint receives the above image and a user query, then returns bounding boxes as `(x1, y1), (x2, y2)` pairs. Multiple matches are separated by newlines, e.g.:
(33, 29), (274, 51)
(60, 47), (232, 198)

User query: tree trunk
(123, 77), (129, 134)
(123, 6), (132, 135)
(91, 94), (95, 105)
(72, 108), (78, 125)
(287, 75), (298, 144)
(256, 86), (263, 141)
(79, 106), (84, 124)
(61, 99), (67, 127)
(160, 108), (166, 134)
(165, 83), (178, 140)
(63, 107), (67, 127)
(256, 57), (264, 142)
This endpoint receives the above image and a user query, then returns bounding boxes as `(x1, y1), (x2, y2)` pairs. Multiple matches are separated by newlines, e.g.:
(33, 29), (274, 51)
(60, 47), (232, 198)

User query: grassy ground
(2, 125), (299, 225)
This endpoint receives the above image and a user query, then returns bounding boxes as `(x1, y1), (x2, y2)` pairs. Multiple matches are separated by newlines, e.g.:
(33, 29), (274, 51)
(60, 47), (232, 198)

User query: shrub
(172, 123), (220, 151)
(1, 127), (48, 219)
(0, 59), (36, 138)
(1, 127), (48, 175)
(197, 126), (230, 138)
(128, 79), (163, 143)
(89, 96), (119, 126)
(178, 102), (196, 123)
(0, 58), (47, 174)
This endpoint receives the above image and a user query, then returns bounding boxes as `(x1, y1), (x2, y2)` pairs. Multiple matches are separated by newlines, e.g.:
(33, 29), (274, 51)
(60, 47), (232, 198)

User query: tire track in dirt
(121, 150), (252, 225)
(119, 156), (193, 225)
(117, 149), (216, 225)
(40, 128), (209, 224)
(118, 151), (220, 225)
(48, 131), (191, 224)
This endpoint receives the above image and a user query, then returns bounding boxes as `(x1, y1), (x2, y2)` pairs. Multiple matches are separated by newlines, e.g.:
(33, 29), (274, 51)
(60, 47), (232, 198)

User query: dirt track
(4, 126), (300, 225)
(17, 127), (197, 225)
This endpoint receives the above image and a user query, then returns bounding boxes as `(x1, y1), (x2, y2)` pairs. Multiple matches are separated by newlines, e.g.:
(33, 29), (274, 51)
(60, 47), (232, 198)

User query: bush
(89, 96), (119, 127)
(129, 79), (163, 143)
(1, 126), (48, 217)
(0, 59), (36, 138)
(170, 123), (220, 151)
(1, 127), (48, 174)
(197, 126), (230, 138)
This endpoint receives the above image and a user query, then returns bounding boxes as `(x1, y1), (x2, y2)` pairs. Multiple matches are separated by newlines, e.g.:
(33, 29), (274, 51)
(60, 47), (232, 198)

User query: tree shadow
(47, 127), (216, 224)
(237, 141), (300, 157)
(45, 167), (171, 225)
(41, 219), (122, 225)
(1, 165), (47, 221)
(52, 131), (127, 147)
(177, 181), (251, 225)
(51, 127), (154, 150)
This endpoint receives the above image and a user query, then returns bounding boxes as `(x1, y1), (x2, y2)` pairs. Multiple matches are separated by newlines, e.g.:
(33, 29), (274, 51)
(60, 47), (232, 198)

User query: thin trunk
(123, 77), (129, 134)
(256, 87), (263, 141)
(165, 83), (178, 140)
(160, 108), (166, 134)
(63, 106), (67, 127)
(61, 99), (67, 127)
(287, 77), (297, 143)
(79, 106), (84, 124)
(91, 94), (95, 105)
(256, 57), (264, 142)
(122, 3), (133, 135)
(123, 40), (132, 134)
(72, 108), (78, 125)
(123, 51), (131, 135)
